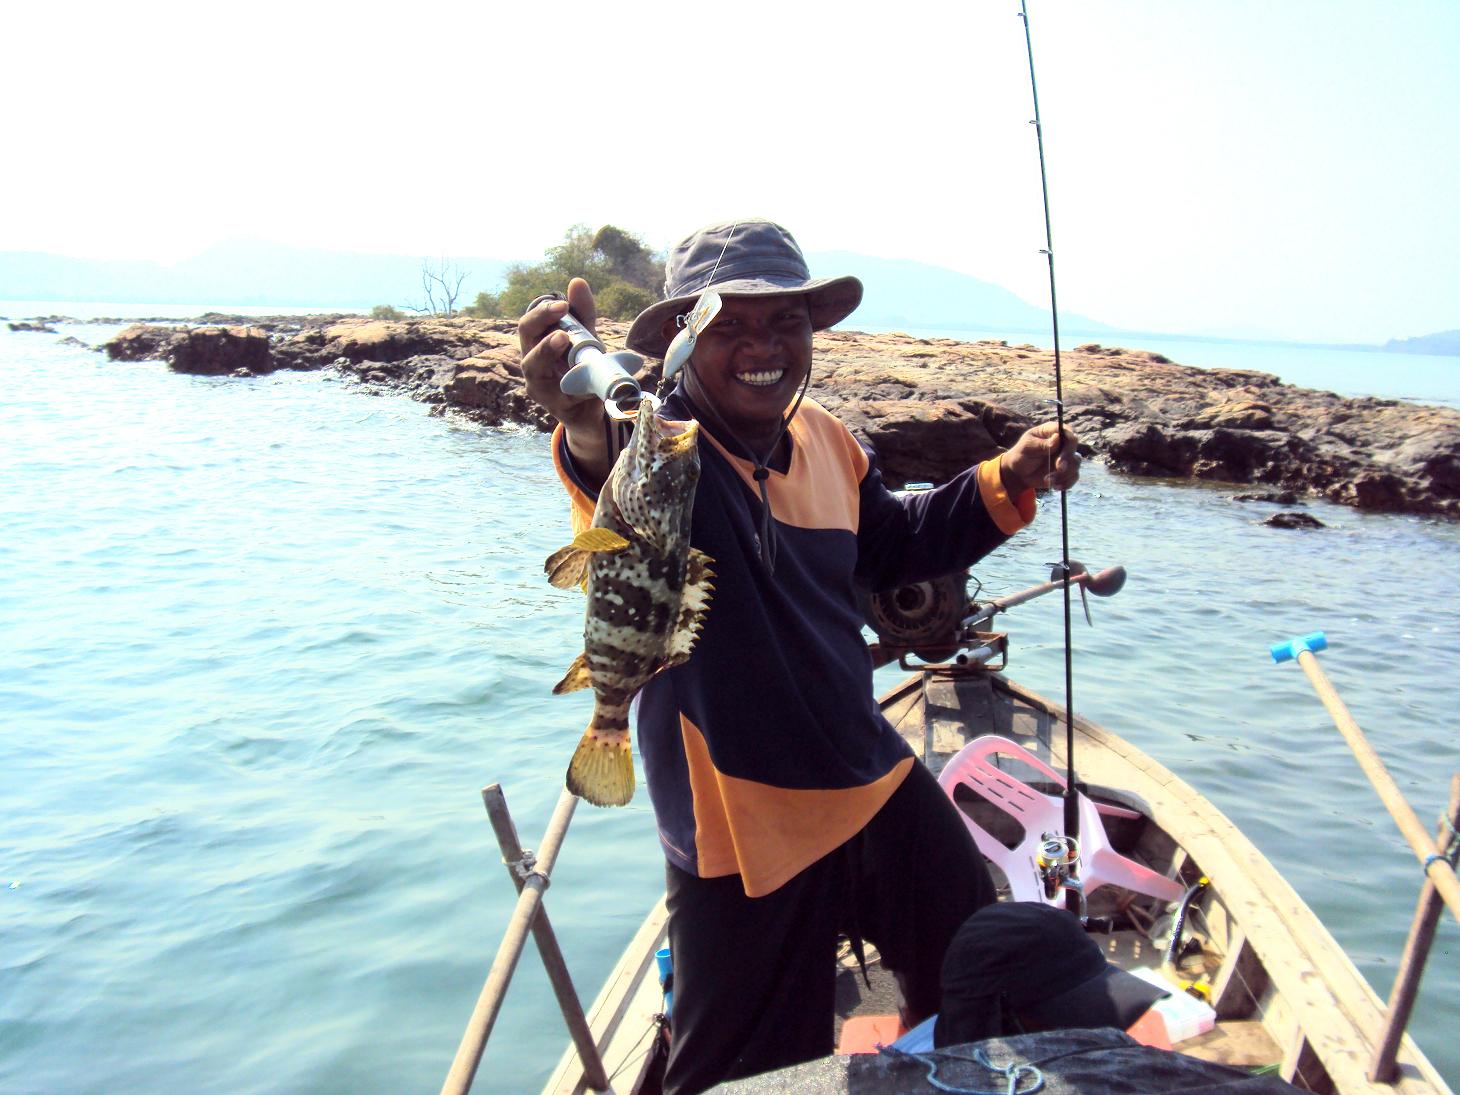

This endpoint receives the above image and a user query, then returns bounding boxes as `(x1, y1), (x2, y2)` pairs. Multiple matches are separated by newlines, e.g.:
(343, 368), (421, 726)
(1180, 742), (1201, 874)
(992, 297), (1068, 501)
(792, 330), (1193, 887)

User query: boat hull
(541, 668), (1452, 1095)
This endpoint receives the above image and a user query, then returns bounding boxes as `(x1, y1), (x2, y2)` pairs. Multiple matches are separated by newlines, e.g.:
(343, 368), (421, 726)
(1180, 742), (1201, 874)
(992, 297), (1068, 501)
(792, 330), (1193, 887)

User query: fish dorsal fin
(544, 528), (631, 590)
(663, 548), (715, 667)
(553, 652), (594, 694)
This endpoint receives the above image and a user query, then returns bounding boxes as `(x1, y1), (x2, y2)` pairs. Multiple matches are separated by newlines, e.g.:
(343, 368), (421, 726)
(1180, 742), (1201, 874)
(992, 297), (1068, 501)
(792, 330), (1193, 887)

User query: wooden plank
(1282, 1030), (1336, 1094)
(1181, 1020), (1283, 1070)
(1209, 928), (1270, 1021)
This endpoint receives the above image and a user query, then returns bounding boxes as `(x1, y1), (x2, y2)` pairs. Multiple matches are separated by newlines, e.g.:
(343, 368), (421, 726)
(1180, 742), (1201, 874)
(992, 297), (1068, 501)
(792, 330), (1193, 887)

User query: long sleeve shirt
(553, 391), (1034, 896)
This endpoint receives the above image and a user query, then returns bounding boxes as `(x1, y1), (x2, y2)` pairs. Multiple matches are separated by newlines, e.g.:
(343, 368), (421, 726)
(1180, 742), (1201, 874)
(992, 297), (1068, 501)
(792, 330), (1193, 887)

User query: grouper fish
(544, 398), (713, 807)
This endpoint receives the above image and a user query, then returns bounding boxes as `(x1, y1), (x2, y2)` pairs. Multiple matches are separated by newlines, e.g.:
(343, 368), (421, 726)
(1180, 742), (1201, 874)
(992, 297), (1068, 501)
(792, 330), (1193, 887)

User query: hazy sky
(4, 1), (1456, 343)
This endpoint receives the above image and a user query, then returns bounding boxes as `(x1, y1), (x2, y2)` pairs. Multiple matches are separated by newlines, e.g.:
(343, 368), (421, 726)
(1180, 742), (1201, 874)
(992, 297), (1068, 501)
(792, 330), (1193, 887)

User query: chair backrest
(936, 736), (1184, 906)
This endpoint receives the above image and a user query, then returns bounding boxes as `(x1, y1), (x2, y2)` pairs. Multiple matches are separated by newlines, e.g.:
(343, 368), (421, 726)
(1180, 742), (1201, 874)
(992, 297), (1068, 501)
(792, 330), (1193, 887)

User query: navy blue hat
(625, 220), (863, 358)
(934, 902), (1170, 1048)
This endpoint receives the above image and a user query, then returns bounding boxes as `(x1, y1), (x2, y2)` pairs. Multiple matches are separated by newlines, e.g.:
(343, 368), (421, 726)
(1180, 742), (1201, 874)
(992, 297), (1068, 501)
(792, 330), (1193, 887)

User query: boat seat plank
(1180, 1020), (1283, 1070)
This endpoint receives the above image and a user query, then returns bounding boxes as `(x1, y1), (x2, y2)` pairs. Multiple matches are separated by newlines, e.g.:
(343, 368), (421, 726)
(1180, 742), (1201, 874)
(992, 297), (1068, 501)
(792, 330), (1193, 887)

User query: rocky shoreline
(20, 313), (1459, 519)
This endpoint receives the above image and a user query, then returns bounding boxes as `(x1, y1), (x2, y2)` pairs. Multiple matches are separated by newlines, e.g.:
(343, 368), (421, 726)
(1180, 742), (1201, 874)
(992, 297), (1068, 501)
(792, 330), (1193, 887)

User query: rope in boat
(1421, 818), (1459, 875)
(878, 1044), (1045, 1094)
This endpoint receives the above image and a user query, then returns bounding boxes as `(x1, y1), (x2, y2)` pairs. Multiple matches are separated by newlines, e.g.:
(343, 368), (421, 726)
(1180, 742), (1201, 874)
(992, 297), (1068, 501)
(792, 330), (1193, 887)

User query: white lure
(663, 290), (723, 379)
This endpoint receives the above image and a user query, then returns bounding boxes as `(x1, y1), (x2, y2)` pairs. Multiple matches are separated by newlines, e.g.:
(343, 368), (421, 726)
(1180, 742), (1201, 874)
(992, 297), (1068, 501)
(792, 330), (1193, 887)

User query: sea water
(1, 321), (1456, 1093)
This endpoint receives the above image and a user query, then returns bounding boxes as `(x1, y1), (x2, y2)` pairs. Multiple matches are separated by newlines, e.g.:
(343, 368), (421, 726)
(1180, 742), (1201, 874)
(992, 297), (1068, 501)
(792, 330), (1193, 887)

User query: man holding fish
(519, 220), (1080, 1095)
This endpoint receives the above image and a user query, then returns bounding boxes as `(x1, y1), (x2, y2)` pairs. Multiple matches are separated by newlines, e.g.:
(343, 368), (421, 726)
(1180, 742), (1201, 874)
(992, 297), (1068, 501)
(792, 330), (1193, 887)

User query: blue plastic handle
(655, 945), (674, 1017)
(1270, 631), (1328, 663)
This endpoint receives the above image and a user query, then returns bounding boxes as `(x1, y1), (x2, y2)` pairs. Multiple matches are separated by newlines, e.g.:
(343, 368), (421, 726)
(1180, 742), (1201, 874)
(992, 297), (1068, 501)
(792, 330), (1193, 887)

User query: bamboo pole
(484, 787), (608, 1092)
(1370, 776), (1460, 1082)
(441, 787), (607, 1095)
(1288, 646), (1460, 927)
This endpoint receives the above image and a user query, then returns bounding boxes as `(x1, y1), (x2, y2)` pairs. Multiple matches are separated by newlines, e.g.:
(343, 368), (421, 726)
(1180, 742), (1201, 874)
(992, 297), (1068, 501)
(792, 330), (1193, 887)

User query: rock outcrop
(105, 324), (180, 361)
(1263, 512), (1327, 529)
(170, 326), (272, 375)
(97, 317), (1460, 519)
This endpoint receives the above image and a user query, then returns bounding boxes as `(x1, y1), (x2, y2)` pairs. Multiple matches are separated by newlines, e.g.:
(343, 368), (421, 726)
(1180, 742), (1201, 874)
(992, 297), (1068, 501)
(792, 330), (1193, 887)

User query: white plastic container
(1130, 967), (1217, 1044)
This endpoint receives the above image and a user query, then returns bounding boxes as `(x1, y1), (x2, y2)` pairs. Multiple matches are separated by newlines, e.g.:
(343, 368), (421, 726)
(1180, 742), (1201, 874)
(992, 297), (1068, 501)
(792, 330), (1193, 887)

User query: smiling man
(518, 220), (1079, 1094)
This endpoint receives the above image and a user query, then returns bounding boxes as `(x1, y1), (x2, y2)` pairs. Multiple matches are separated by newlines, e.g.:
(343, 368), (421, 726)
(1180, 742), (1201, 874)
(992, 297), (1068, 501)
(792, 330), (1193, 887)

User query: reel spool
(863, 571), (970, 664)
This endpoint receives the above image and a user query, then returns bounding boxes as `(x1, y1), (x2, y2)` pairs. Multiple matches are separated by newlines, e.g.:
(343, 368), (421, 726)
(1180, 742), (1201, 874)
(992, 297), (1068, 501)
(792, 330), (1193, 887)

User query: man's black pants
(661, 760), (995, 1095)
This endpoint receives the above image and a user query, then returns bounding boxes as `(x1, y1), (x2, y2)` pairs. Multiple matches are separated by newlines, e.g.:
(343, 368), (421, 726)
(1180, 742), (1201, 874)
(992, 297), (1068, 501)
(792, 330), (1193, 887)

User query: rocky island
(93, 314), (1460, 519)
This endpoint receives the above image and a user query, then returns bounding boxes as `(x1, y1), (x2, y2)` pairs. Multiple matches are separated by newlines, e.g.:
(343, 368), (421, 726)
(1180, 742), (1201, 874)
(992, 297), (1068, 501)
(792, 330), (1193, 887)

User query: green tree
(464, 291), (503, 318)
(594, 281), (656, 320)
(463, 225), (663, 321)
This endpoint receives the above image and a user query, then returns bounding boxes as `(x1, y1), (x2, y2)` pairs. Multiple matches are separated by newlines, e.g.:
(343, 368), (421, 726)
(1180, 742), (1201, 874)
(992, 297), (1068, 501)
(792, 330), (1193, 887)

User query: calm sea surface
(2, 316), (1457, 1093)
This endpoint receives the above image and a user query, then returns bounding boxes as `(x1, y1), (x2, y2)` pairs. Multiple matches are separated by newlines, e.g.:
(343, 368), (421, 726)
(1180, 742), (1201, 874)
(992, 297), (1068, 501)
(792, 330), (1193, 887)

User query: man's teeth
(736, 369), (784, 387)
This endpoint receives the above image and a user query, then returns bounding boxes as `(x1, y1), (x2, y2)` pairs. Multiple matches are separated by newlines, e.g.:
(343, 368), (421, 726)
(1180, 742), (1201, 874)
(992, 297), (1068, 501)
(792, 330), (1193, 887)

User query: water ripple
(3, 329), (1457, 1093)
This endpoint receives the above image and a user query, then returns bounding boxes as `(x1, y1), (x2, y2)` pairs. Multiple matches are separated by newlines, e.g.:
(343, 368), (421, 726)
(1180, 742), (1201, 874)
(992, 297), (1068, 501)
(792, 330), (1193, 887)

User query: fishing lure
(662, 290), (722, 380)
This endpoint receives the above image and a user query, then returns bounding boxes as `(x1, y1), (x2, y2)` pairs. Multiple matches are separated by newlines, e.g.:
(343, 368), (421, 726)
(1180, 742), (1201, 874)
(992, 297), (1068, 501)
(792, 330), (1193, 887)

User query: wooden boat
(539, 658), (1455, 1095)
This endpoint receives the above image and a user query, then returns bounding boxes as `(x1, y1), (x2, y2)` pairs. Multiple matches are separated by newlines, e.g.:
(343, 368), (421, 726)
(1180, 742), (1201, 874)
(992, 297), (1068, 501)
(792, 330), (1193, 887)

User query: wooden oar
(1271, 632), (1460, 927)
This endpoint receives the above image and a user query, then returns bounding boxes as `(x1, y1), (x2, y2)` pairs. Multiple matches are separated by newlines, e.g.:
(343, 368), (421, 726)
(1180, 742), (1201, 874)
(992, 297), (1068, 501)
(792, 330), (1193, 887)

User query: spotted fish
(544, 399), (713, 806)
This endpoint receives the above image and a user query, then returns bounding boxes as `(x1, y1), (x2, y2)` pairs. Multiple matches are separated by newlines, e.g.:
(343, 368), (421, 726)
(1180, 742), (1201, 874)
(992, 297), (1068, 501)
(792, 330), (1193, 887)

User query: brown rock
(833, 398), (1030, 486)
(1233, 490), (1299, 505)
(100, 312), (1460, 520)
(443, 350), (553, 430)
(105, 324), (181, 361)
(1177, 400), (1277, 430)
(319, 317), (511, 365)
(169, 326), (272, 376)
(1263, 511), (1326, 529)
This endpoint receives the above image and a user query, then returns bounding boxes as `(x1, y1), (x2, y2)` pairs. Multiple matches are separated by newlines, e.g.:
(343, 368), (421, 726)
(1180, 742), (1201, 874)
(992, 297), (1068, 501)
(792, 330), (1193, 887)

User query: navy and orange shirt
(552, 390), (1033, 897)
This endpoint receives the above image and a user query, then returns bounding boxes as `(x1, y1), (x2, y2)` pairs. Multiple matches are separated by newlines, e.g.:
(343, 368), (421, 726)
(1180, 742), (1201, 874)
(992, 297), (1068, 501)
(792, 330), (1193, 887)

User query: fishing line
(1017, 0), (1080, 851)
(675, 219), (803, 573)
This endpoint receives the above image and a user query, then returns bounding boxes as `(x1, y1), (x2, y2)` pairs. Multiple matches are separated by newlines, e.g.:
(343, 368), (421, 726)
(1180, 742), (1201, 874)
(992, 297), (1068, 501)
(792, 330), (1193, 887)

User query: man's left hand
(999, 423), (1081, 495)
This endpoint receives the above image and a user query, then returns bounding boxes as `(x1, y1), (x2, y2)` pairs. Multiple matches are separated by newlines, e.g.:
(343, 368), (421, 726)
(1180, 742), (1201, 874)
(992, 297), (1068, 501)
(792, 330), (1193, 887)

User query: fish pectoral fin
(664, 548), (716, 666)
(552, 652), (594, 695)
(545, 529), (632, 590)
(573, 528), (631, 553)
(544, 545), (589, 590)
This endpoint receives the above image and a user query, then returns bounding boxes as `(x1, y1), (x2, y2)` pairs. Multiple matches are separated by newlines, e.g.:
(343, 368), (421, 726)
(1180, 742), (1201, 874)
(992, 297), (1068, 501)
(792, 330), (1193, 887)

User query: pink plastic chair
(936, 735), (1185, 906)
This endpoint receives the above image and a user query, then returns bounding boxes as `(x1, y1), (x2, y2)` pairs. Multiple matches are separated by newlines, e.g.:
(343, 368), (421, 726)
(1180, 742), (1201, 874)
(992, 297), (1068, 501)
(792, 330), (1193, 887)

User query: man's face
(679, 294), (813, 444)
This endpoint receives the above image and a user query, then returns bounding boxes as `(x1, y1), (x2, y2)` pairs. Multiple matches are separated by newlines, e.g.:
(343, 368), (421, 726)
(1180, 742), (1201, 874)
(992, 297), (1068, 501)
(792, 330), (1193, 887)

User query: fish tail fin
(566, 723), (635, 807)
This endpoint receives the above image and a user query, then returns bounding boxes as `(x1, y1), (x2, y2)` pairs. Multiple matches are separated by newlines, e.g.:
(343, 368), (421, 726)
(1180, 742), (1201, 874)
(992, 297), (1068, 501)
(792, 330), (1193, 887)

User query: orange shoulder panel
(680, 717), (913, 897)
(700, 399), (868, 534)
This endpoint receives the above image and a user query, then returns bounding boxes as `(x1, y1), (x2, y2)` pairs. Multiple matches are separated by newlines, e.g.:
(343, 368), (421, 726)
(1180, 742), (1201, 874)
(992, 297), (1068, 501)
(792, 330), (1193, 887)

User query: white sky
(3, 1), (1456, 343)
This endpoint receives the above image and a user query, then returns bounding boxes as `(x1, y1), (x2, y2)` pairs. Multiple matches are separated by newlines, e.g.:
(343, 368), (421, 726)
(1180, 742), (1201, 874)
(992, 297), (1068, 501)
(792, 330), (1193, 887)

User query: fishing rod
(1017, 0), (1081, 891)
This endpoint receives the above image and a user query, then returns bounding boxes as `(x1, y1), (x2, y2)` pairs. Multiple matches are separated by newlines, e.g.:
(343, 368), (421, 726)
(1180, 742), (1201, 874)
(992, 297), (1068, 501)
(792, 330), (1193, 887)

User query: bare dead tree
(411, 257), (471, 317)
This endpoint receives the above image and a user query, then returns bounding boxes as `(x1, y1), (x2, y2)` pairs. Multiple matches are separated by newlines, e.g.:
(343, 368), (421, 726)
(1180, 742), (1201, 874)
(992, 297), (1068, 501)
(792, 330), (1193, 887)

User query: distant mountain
(806, 250), (1112, 335)
(1384, 329), (1460, 357)
(0, 240), (1115, 335)
(0, 241), (511, 310)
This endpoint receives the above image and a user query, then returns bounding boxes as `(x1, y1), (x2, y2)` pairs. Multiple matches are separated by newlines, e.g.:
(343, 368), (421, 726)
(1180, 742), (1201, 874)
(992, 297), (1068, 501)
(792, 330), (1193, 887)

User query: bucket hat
(625, 220), (863, 358)
(933, 901), (1170, 1048)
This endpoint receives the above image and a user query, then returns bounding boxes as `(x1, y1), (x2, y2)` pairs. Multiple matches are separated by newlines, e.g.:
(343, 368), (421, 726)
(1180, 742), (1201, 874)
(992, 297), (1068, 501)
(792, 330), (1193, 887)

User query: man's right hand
(518, 277), (612, 486)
